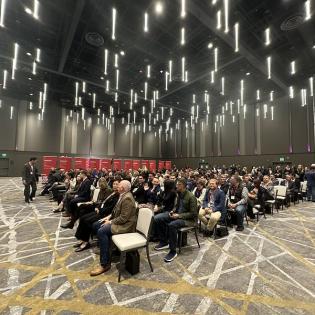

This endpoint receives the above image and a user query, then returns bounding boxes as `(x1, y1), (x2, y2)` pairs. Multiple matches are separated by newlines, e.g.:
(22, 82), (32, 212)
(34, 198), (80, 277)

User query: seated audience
(90, 180), (137, 276)
(74, 179), (120, 252)
(192, 180), (207, 207)
(61, 171), (92, 229)
(305, 164), (315, 201)
(199, 178), (226, 236)
(154, 178), (197, 262)
(227, 175), (248, 231)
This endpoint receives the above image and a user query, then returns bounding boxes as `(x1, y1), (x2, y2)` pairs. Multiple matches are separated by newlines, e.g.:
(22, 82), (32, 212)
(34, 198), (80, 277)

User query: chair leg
(118, 252), (124, 282)
(178, 232), (182, 254)
(194, 228), (200, 247)
(146, 245), (153, 272)
(213, 224), (217, 240)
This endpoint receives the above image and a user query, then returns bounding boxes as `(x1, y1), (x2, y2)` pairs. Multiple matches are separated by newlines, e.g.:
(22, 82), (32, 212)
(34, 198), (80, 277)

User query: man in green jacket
(154, 178), (197, 262)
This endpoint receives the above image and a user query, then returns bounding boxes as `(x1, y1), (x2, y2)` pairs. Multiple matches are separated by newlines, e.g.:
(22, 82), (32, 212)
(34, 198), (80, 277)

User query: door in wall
(0, 158), (9, 177)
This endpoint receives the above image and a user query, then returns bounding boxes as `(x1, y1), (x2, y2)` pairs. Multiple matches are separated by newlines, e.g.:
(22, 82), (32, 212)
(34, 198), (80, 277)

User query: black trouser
(75, 211), (101, 242)
(68, 198), (93, 222)
(24, 180), (37, 202)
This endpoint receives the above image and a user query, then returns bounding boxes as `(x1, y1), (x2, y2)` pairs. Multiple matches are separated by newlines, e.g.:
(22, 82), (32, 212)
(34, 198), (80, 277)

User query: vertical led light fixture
(144, 12), (149, 32)
(216, 10), (221, 29)
(104, 49), (108, 75)
(234, 23), (239, 52)
(224, 0), (229, 33)
(290, 61), (296, 75)
(0, 0), (6, 28)
(265, 28), (270, 46)
(267, 56), (271, 79)
(181, 57), (185, 82)
(181, 0), (186, 18)
(214, 48), (218, 72)
(33, 0), (39, 19)
(181, 27), (185, 46)
(305, 0), (311, 21)
(112, 8), (117, 40)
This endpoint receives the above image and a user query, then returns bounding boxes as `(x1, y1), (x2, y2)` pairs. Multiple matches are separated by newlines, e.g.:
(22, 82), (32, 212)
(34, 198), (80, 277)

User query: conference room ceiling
(0, 0), (315, 123)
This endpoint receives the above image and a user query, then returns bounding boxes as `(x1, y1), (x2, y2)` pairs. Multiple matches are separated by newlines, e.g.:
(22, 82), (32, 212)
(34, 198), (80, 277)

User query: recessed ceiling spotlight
(160, 70), (163, 73)
(155, 2), (163, 15)
(28, 77), (32, 80)
(246, 72), (251, 76)
(313, 44), (315, 49)
(26, 52), (32, 56)
(120, 50), (125, 56)
(29, 93), (33, 96)
(25, 7), (32, 15)
(208, 42), (213, 49)
(100, 76), (104, 80)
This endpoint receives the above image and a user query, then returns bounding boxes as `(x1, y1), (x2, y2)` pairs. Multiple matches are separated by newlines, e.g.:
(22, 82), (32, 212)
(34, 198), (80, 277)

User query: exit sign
(279, 157), (285, 162)
(0, 153), (7, 158)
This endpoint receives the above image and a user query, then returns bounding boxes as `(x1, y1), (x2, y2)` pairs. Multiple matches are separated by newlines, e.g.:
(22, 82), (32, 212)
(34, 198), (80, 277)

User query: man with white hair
(90, 180), (137, 276)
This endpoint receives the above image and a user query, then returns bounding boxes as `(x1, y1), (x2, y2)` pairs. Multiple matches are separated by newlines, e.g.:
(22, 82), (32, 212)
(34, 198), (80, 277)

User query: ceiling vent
(280, 14), (304, 31)
(85, 32), (104, 47)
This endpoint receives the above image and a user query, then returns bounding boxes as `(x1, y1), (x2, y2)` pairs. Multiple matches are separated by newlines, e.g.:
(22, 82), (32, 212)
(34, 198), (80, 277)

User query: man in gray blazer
(90, 180), (137, 276)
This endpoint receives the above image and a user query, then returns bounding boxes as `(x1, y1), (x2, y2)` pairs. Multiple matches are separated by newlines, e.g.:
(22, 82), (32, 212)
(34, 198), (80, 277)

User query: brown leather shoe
(90, 264), (111, 276)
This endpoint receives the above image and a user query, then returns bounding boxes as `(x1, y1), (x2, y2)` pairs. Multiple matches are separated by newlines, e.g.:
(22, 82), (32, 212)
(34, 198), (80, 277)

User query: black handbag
(125, 250), (140, 275)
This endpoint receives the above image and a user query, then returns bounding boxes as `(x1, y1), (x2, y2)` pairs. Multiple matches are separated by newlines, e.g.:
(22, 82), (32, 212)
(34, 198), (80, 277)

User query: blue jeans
(93, 221), (112, 266)
(154, 212), (186, 252)
(235, 205), (246, 228)
(307, 185), (315, 201)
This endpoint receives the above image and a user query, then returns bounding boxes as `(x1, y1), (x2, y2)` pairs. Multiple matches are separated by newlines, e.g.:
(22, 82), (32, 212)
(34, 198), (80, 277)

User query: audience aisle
(0, 178), (315, 315)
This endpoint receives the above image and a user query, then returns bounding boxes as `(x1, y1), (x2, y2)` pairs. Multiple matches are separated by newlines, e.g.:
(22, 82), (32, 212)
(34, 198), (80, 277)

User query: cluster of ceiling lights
(0, 0), (314, 140)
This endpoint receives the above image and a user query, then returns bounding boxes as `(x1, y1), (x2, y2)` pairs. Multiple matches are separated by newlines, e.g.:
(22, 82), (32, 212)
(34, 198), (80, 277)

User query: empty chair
(111, 207), (154, 282)
(274, 185), (287, 209)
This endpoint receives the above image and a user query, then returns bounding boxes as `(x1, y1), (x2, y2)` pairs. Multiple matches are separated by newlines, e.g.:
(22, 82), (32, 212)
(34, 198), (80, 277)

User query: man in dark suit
(61, 170), (92, 229)
(22, 157), (39, 203)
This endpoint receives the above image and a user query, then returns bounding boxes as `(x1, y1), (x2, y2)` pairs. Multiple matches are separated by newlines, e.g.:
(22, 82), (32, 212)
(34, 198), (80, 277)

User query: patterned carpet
(0, 178), (315, 315)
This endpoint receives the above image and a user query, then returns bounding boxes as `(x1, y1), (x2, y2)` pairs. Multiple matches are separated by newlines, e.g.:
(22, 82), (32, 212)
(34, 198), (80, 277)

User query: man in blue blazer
(199, 178), (226, 235)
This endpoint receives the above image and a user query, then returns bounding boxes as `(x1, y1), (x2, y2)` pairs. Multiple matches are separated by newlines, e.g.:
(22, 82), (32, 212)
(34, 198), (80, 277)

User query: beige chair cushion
(112, 233), (147, 252)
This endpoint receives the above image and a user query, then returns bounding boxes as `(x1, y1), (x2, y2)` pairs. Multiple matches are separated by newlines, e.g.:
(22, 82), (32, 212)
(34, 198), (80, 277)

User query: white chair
(77, 188), (99, 207)
(265, 190), (277, 215)
(298, 181), (307, 201)
(274, 185), (287, 209)
(112, 207), (154, 282)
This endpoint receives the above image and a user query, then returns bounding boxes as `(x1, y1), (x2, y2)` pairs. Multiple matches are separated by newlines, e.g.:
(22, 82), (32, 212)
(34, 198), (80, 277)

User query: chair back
(274, 185), (286, 197)
(136, 207), (153, 238)
(92, 188), (100, 203)
(301, 181), (307, 192)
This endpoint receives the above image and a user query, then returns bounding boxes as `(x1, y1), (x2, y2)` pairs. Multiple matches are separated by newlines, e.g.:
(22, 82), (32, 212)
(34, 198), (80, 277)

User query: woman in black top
(157, 180), (177, 213)
(73, 180), (120, 252)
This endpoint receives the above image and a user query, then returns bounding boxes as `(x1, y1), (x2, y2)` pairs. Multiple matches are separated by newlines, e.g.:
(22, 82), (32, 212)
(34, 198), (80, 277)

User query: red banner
(158, 161), (165, 171)
(58, 157), (72, 171)
(113, 159), (122, 171)
(165, 161), (172, 170)
(124, 160), (132, 171)
(100, 159), (111, 170)
(133, 160), (140, 170)
(42, 156), (57, 175)
(88, 158), (100, 170)
(149, 160), (156, 172)
(74, 157), (88, 170)
(141, 160), (149, 170)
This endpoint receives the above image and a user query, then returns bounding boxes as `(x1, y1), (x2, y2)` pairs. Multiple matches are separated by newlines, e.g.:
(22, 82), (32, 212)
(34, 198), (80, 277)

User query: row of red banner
(42, 156), (171, 175)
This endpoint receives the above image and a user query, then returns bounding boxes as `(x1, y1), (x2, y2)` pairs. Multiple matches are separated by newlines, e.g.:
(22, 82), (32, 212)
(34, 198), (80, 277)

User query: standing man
(22, 157), (39, 204)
